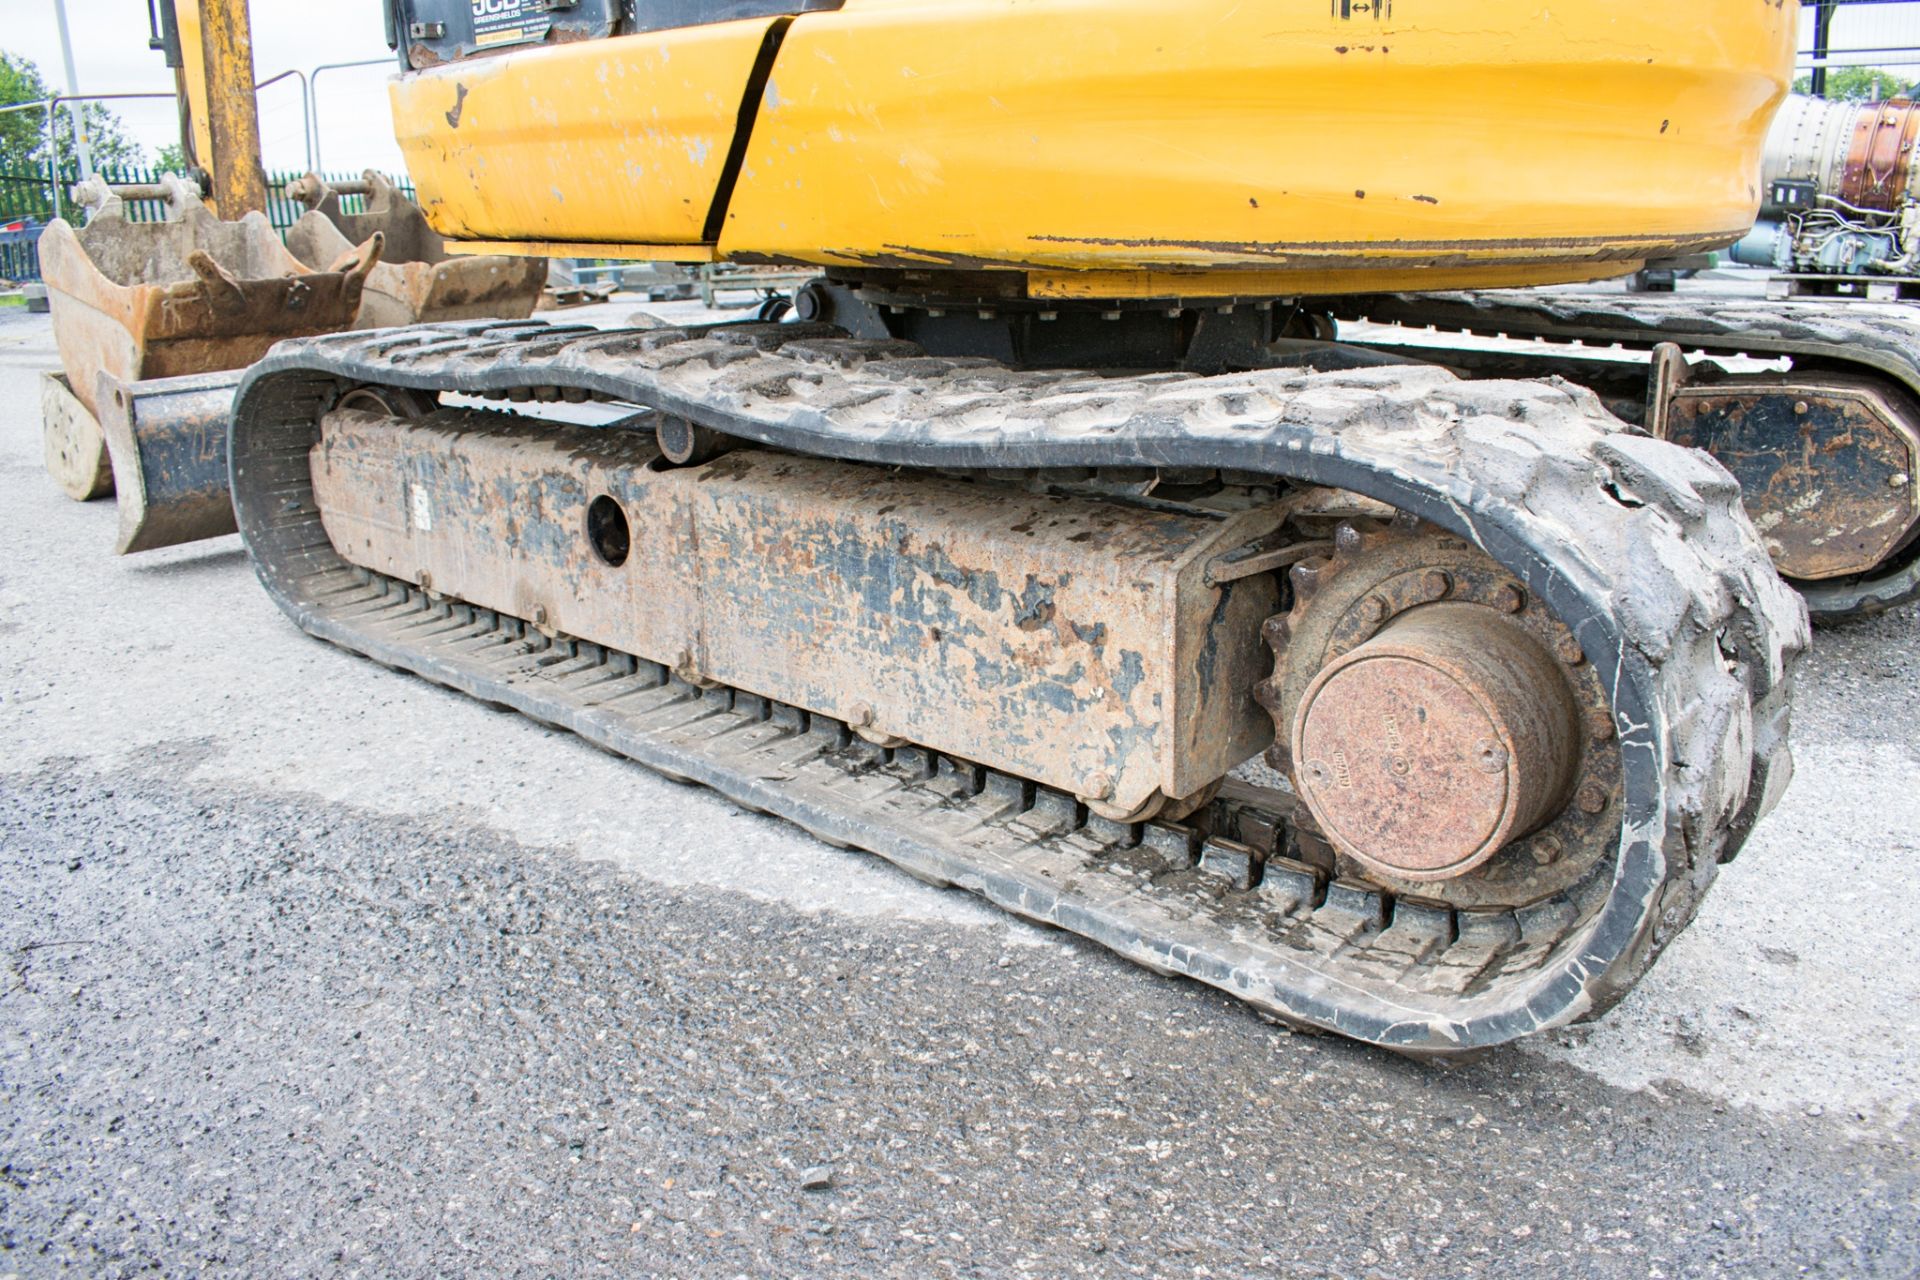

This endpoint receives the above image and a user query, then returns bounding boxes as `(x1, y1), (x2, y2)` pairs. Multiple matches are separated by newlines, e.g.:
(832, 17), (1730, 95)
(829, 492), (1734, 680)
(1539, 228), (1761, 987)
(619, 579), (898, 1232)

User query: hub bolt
(1421, 569), (1453, 601)
(1494, 584), (1526, 614)
(1085, 771), (1114, 801)
(1577, 783), (1610, 815)
(849, 701), (875, 728)
(1556, 634), (1586, 666)
(1361, 596), (1390, 623)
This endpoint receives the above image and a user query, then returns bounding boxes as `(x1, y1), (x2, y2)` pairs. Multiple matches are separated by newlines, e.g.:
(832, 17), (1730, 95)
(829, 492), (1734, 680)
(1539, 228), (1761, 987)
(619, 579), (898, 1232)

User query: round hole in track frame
(587, 495), (631, 567)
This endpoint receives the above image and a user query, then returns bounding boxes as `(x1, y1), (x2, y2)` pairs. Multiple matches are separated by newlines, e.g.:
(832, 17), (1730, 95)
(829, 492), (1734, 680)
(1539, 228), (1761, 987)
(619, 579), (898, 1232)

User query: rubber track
(228, 319), (1807, 1052)
(1333, 289), (1920, 615)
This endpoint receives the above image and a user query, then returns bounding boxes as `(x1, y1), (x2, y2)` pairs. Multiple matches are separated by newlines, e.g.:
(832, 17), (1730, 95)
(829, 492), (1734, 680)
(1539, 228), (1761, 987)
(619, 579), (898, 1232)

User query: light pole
(51, 0), (95, 179)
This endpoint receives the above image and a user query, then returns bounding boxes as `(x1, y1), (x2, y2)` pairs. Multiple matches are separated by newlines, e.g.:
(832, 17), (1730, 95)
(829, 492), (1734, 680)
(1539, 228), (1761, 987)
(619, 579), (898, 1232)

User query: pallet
(1766, 272), (1920, 303)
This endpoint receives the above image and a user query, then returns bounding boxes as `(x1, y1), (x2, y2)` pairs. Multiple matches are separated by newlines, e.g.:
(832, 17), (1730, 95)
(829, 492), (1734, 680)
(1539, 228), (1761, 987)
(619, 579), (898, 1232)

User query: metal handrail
(255, 69), (314, 174)
(12, 93), (179, 219)
(308, 59), (394, 172)
(3, 70), (322, 221)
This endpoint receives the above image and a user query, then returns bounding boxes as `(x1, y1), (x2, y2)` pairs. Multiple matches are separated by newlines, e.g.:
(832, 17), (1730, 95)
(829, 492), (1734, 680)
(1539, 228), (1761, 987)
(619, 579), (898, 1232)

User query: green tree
(1791, 66), (1915, 100)
(0, 50), (147, 175)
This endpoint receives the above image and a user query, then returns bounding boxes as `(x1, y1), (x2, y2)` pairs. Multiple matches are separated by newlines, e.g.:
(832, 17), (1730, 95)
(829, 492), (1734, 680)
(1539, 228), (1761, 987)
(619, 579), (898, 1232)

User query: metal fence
(0, 164), (416, 283)
(1803, 0), (1920, 94)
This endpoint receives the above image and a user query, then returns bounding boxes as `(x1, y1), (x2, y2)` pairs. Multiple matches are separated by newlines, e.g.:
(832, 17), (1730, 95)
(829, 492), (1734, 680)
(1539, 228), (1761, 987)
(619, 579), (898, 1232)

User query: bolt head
(1577, 783), (1610, 815)
(1361, 596), (1390, 623)
(1421, 569), (1453, 601)
(1530, 834), (1564, 866)
(1556, 634), (1586, 666)
(1494, 583), (1526, 614)
(1589, 710), (1616, 743)
(1084, 771), (1114, 801)
(532, 604), (548, 626)
(849, 701), (874, 728)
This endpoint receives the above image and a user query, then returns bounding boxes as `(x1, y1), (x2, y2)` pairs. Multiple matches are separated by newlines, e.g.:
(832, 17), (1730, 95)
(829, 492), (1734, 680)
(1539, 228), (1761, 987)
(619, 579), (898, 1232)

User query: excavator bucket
(40, 371), (112, 501)
(285, 171), (544, 329)
(36, 174), (378, 551)
(94, 368), (243, 555)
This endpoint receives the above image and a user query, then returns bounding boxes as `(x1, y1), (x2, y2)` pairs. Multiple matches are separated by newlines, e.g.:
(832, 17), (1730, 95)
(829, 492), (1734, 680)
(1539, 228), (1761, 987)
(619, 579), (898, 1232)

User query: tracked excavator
(211, 0), (1828, 1053)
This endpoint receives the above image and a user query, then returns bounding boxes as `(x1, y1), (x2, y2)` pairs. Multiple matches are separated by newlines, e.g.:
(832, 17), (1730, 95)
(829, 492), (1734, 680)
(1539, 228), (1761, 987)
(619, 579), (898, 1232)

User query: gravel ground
(2, 300), (1917, 1278)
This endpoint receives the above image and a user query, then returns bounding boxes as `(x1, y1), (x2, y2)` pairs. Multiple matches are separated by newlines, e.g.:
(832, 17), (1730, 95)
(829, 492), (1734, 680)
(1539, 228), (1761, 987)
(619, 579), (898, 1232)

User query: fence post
(45, 99), (60, 221)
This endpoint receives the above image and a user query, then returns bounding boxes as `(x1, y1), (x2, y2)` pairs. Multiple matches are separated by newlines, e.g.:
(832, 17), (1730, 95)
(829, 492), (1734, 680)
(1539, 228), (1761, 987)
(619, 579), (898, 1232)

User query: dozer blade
(94, 370), (242, 555)
(285, 171), (545, 331)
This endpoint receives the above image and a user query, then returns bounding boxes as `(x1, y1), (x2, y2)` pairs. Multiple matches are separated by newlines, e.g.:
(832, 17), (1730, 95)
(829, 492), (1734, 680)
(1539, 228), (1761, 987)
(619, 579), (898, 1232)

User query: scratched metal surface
(94, 369), (244, 556)
(313, 407), (1278, 811)
(1666, 379), (1920, 583)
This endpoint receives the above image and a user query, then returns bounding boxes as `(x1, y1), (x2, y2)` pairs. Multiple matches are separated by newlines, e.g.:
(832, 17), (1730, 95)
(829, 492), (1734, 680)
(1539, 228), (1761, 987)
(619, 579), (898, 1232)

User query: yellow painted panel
(1027, 262), (1638, 302)
(720, 0), (1797, 291)
(389, 19), (777, 245)
(443, 240), (719, 262)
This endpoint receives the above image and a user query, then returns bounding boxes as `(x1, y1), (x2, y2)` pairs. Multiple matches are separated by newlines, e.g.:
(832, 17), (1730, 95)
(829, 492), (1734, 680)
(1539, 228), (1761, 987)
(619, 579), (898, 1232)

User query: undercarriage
(229, 301), (1804, 1053)
(1330, 289), (1920, 618)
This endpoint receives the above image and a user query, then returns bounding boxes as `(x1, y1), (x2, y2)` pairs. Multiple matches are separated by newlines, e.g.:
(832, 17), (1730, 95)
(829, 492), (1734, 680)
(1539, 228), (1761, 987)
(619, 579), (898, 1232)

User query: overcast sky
(4, 2), (1920, 184)
(5, 0), (405, 176)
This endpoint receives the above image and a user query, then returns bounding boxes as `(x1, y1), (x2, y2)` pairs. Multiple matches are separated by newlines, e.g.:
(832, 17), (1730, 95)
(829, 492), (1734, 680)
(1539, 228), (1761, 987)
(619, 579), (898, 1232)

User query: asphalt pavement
(2, 301), (1916, 1279)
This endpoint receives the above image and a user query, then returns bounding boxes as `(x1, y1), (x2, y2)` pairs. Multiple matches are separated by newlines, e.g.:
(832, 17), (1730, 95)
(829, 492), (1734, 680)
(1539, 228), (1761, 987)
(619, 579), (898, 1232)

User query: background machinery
(35, 0), (543, 556)
(127, 0), (1835, 1051)
(1732, 92), (1920, 297)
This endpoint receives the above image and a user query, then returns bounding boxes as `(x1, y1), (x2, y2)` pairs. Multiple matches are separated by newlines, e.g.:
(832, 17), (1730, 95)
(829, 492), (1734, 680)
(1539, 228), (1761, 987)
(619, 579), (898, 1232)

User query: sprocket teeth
(1260, 614), (1291, 649)
(1334, 522), (1364, 558)
(1252, 678), (1283, 710)
(1290, 561), (1325, 598)
(1265, 741), (1293, 772)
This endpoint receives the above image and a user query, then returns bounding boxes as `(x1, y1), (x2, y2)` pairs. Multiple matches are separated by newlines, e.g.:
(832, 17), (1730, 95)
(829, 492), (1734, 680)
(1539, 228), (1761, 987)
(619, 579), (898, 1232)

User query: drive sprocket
(1256, 517), (1624, 910)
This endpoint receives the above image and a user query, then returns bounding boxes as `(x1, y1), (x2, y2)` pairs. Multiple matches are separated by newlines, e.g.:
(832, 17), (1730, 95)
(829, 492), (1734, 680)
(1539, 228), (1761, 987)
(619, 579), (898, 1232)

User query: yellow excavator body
(390, 0), (1795, 295)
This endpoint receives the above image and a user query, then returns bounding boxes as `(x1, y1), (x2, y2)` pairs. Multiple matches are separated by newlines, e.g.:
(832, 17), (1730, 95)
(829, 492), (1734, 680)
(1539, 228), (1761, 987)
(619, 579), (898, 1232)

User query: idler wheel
(1290, 602), (1581, 882)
